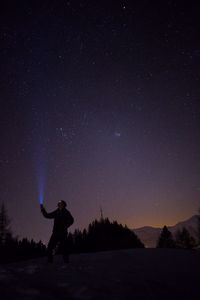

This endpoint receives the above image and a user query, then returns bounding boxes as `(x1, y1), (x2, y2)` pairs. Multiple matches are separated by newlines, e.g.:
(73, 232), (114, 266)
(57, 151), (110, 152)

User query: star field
(0, 0), (200, 242)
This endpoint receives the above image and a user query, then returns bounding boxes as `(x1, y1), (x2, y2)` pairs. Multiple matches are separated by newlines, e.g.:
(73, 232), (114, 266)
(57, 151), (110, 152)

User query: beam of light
(34, 148), (46, 205)
(36, 143), (46, 205)
(32, 108), (47, 206)
(38, 173), (45, 204)
(39, 193), (43, 204)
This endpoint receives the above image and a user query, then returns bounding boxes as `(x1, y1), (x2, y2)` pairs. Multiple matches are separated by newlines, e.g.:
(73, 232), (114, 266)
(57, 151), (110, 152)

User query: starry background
(0, 0), (200, 243)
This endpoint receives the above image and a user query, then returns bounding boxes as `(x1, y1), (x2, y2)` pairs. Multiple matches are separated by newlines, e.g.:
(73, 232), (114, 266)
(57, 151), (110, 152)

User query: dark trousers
(47, 233), (69, 262)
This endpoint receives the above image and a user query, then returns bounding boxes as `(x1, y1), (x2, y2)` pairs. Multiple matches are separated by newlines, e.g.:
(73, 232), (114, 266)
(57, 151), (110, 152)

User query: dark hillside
(0, 249), (199, 299)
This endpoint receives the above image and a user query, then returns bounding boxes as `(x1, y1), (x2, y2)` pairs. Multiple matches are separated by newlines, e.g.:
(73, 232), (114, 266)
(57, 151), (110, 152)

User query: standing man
(40, 200), (74, 263)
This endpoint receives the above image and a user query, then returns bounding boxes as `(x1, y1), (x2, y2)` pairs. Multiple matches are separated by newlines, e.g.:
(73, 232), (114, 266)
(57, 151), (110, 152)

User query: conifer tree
(175, 227), (196, 249)
(197, 208), (200, 246)
(157, 225), (175, 248)
(0, 203), (12, 245)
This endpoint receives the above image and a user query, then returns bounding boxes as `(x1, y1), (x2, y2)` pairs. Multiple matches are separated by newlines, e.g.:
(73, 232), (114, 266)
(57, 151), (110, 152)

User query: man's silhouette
(40, 200), (74, 263)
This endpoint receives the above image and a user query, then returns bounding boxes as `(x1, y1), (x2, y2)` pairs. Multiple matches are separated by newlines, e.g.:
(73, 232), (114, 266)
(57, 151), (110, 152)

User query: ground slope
(0, 249), (199, 299)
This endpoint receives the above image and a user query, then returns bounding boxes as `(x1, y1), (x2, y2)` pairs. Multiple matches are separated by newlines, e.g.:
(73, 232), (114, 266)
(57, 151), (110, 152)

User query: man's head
(57, 200), (67, 210)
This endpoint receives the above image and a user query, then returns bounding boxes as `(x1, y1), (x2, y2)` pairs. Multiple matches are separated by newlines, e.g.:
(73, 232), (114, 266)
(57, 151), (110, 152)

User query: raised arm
(40, 204), (56, 219)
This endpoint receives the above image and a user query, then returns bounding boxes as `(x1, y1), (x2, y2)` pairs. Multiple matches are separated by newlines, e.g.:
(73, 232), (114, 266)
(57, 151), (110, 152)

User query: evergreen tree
(0, 203), (46, 263)
(197, 208), (200, 246)
(72, 218), (144, 253)
(175, 227), (196, 249)
(157, 225), (175, 248)
(0, 203), (12, 245)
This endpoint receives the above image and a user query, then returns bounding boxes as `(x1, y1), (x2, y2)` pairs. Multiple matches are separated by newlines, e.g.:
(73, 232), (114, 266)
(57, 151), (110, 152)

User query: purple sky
(0, 1), (200, 243)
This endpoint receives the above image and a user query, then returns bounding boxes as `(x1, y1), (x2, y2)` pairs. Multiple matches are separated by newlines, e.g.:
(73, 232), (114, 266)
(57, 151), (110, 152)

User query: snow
(0, 249), (199, 299)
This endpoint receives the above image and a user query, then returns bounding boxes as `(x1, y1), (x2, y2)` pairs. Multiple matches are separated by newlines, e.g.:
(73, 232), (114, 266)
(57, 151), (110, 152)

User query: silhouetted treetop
(175, 227), (196, 249)
(70, 218), (144, 253)
(157, 225), (175, 248)
(0, 203), (12, 245)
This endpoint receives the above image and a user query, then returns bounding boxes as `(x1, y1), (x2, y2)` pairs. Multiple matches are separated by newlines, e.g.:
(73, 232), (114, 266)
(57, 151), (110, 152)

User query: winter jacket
(41, 207), (74, 234)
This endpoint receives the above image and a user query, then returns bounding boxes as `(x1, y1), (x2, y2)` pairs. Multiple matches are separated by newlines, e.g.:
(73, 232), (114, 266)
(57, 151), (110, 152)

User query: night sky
(1, 1), (200, 243)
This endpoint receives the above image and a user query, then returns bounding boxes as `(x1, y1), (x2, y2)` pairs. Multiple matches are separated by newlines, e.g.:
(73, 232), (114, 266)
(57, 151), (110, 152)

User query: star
(114, 132), (121, 137)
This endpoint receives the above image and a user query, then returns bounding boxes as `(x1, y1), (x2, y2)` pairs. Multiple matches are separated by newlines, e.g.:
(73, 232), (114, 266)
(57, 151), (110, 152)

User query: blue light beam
(32, 109), (47, 206)
(38, 174), (45, 204)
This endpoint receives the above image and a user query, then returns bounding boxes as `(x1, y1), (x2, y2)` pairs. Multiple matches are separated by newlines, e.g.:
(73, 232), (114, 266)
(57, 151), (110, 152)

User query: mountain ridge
(133, 215), (199, 248)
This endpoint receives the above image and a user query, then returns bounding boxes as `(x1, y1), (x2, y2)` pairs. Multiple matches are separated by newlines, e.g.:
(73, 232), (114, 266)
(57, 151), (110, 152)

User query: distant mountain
(133, 215), (199, 248)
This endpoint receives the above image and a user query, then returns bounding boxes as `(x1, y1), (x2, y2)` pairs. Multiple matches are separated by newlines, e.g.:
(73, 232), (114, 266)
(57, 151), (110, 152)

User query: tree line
(157, 210), (200, 249)
(66, 217), (144, 254)
(1, 203), (200, 263)
(0, 203), (46, 263)
(0, 203), (144, 263)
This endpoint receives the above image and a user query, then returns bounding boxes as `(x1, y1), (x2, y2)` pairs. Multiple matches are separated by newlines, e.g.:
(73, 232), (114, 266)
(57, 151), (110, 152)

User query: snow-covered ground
(0, 249), (199, 299)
